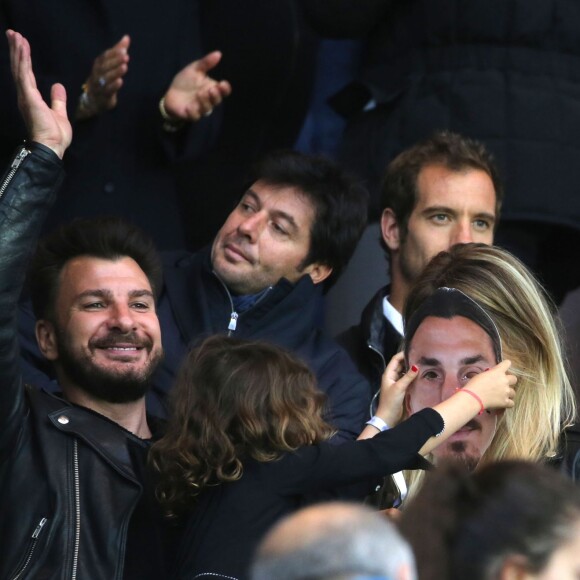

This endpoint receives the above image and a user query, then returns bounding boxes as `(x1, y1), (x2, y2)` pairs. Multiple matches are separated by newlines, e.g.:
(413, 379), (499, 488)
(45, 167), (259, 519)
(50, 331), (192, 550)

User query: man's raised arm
(0, 31), (69, 430)
(6, 30), (72, 157)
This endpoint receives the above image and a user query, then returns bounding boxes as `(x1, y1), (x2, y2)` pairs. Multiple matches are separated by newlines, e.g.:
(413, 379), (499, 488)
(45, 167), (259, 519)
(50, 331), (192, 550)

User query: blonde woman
(400, 243), (577, 502)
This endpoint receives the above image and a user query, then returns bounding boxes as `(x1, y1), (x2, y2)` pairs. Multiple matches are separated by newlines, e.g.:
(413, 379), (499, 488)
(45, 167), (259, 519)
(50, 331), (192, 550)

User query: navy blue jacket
(153, 247), (371, 442)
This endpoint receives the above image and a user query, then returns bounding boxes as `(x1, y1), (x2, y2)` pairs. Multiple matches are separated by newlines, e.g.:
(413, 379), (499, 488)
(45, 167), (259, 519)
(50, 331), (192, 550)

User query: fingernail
(484, 368), (490, 372)
(411, 365), (418, 373)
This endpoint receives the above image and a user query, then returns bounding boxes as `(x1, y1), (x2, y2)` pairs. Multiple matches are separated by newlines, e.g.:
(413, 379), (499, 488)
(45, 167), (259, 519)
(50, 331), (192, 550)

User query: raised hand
(162, 51), (232, 122)
(459, 360), (517, 412)
(419, 360), (517, 456)
(6, 30), (72, 159)
(77, 35), (130, 119)
(358, 353), (419, 440)
(376, 352), (419, 428)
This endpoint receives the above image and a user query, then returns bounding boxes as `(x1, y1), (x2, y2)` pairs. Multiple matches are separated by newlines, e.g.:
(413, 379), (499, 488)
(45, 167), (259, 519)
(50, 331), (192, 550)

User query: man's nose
(237, 212), (265, 242)
(452, 221), (474, 245)
(108, 303), (136, 332)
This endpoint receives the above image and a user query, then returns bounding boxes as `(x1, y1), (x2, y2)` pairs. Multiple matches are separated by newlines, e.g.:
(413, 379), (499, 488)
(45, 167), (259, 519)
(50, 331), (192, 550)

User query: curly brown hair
(149, 335), (336, 517)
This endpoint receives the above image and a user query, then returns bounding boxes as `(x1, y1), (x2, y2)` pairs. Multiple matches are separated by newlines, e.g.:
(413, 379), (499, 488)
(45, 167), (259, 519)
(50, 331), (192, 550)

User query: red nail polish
(411, 365), (419, 372)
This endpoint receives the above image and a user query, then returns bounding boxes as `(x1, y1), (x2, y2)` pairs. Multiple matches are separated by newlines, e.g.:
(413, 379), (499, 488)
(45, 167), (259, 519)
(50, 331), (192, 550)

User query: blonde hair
(402, 244), (576, 499)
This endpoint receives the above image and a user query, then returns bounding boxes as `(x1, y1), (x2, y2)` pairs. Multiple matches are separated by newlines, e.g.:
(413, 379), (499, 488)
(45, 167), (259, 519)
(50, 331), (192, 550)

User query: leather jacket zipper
(193, 574), (239, 580)
(71, 439), (81, 579)
(0, 147), (31, 202)
(10, 517), (48, 580)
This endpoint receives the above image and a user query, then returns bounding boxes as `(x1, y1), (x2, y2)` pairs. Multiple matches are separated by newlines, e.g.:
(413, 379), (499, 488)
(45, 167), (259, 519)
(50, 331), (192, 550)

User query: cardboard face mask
(403, 287), (503, 469)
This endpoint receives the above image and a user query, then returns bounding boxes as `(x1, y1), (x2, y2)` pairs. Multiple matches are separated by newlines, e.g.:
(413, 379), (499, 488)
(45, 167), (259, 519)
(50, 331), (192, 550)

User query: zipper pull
(0, 147), (31, 201)
(11, 147), (30, 170)
(32, 518), (48, 539)
(228, 311), (238, 332)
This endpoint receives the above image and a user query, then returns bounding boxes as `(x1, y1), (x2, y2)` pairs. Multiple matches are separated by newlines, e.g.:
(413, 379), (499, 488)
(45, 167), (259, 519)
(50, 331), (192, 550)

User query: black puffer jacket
(0, 144), (151, 579)
(306, 0), (580, 225)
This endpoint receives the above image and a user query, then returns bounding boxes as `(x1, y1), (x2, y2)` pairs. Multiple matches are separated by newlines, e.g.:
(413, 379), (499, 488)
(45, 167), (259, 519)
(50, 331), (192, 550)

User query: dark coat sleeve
(266, 408), (442, 495)
(0, 143), (64, 448)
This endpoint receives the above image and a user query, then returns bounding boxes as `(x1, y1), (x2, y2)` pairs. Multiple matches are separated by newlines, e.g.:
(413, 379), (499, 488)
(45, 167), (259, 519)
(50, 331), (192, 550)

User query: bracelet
(366, 416), (390, 432)
(159, 96), (185, 132)
(78, 84), (92, 113)
(456, 388), (485, 415)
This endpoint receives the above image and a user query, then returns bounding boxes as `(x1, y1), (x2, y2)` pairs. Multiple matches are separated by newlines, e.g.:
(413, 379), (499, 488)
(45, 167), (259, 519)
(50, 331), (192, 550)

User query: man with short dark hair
(150, 148), (371, 441)
(339, 131), (501, 397)
(1, 30), (167, 578)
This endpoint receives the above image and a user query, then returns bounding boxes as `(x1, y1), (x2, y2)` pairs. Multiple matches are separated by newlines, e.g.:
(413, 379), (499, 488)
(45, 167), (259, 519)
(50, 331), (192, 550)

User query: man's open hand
(6, 30), (72, 158)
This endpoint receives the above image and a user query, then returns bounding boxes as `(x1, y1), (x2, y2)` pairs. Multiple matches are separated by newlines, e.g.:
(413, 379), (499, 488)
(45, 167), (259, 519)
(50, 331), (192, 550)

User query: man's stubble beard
(397, 238), (422, 287)
(54, 327), (164, 404)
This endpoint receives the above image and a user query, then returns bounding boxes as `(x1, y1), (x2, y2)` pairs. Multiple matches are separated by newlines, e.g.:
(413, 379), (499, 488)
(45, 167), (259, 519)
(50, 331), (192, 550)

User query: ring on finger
(98, 76), (106, 88)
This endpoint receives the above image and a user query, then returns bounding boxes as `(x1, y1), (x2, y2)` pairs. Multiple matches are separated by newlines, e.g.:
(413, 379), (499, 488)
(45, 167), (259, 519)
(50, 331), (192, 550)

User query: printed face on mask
(405, 315), (498, 470)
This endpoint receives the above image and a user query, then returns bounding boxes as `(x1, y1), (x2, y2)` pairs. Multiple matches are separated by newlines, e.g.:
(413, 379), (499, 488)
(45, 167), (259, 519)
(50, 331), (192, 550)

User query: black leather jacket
(0, 143), (151, 579)
(337, 286), (402, 405)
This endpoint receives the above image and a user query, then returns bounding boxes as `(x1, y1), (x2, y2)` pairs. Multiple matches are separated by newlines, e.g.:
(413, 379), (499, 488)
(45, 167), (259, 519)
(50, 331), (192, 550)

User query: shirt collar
(382, 295), (404, 336)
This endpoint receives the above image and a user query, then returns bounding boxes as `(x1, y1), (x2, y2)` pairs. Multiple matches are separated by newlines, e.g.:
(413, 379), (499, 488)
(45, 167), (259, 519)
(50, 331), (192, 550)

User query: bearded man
(0, 30), (168, 579)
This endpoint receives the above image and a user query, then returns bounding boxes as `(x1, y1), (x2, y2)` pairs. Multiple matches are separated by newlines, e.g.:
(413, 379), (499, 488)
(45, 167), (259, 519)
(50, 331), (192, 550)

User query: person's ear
(498, 555), (534, 580)
(404, 391), (413, 416)
(36, 319), (59, 361)
(381, 208), (402, 251)
(304, 262), (332, 285)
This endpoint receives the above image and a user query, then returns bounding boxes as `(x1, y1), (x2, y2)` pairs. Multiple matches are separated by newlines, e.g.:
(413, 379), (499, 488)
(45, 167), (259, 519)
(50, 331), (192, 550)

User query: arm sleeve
(0, 143), (65, 447)
(269, 408), (443, 495)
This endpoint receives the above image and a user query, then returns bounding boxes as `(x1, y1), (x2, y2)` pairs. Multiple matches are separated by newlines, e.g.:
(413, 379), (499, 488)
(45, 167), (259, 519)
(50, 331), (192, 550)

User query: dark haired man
(339, 131), (502, 396)
(150, 148), (370, 441)
(18, 76), (371, 442)
(336, 134), (501, 506)
(1, 31), (166, 578)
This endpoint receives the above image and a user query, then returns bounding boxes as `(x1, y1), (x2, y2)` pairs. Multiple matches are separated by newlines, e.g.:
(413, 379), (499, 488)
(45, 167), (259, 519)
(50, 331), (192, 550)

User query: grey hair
(251, 502), (416, 580)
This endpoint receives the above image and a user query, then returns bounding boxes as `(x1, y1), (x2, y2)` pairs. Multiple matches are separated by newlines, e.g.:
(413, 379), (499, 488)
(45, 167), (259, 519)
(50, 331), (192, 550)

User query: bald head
(251, 502), (416, 580)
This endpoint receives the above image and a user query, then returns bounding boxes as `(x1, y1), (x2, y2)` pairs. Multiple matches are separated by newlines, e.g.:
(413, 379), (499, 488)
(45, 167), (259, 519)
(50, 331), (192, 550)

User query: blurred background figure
(251, 501), (417, 580)
(400, 460), (580, 580)
(0, 0), (231, 250)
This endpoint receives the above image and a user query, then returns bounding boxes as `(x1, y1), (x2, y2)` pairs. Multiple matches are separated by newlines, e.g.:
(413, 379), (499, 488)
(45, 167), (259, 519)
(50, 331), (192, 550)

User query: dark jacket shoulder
(337, 285), (402, 391)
